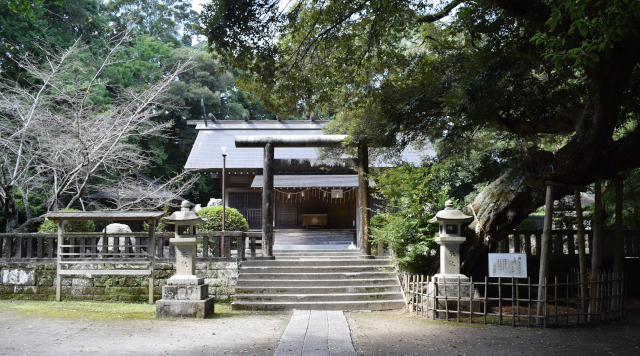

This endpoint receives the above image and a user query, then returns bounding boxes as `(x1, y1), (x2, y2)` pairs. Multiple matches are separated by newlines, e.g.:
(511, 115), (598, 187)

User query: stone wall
(0, 261), (238, 303)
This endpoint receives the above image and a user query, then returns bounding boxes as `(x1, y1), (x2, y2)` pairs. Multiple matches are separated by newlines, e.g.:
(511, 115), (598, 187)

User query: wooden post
(262, 142), (274, 257)
(148, 219), (155, 304)
(358, 142), (371, 256)
(590, 178), (603, 321)
(574, 190), (588, 321)
(613, 179), (624, 274)
(537, 185), (553, 324)
(55, 220), (65, 302)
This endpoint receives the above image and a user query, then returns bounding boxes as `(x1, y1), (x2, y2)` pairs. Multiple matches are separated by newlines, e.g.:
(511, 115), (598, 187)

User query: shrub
(38, 208), (96, 233)
(196, 206), (249, 232)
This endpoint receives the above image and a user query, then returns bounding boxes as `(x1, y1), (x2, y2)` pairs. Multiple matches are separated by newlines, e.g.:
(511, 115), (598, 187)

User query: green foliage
(196, 206), (249, 232)
(38, 209), (96, 233)
(6, 0), (61, 20)
(532, 0), (640, 69)
(370, 164), (449, 273)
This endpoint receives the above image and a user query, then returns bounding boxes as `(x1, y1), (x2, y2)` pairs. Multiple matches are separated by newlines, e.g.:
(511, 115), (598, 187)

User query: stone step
(237, 272), (391, 280)
(232, 300), (406, 311)
(241, 259), (390, 267)
(235, 285), (402, 294)
(234, 292), (404, 303)
(240, 266), (394, 274)
(273, 249), (360, 259)
(236, 278), (398, 287)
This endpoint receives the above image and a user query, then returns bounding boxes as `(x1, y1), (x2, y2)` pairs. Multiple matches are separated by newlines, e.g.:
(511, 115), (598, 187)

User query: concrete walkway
(274, 310), (356, 356)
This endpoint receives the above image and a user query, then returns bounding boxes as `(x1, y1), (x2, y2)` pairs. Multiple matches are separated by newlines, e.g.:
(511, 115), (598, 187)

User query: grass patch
(0, 300), (156, 320)
(0, 301), (285, 320)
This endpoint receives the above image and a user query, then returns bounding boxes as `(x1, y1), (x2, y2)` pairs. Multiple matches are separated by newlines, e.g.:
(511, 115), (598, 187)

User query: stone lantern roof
(163, 201), (206, 225)
(429, 200), (473, 224)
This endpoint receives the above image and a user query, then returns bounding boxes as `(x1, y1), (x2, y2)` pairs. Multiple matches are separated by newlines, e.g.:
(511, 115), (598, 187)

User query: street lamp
(221, 147), (228, 255)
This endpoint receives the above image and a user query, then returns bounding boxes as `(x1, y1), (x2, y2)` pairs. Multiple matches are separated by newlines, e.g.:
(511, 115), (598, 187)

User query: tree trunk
(358, 142), (371, 256)
(2, 185), (19, 233)
(462, 35), (640, 274)
(574, 190), (588, 321)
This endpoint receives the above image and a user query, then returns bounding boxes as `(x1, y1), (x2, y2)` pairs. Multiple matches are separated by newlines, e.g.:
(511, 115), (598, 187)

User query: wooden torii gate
(235, 135), (373, 258)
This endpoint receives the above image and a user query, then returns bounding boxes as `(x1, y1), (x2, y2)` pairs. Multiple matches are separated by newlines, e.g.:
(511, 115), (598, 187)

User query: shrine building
(185, 119), (429, 239)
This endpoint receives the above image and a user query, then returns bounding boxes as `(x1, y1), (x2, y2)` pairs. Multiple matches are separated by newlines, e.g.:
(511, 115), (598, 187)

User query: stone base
(427, 275), (480, 318)
(162, 284), (208, 300)
(155, 297), (215, 319)
(166, 274), (204, 286)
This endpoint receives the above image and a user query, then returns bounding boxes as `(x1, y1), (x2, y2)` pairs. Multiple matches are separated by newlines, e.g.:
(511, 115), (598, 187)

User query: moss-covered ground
(0, 300), (239, 320)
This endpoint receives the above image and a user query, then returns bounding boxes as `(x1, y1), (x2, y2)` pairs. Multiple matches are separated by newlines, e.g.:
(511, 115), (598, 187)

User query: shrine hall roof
(184, 121), (433, 171)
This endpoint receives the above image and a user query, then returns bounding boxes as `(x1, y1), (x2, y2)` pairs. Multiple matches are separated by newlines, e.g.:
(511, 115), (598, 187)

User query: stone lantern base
(155, 238), (215, 319)
(426, 275), (480, 319)
(156, 278), (215, 318)
(155, 297), (215, 319)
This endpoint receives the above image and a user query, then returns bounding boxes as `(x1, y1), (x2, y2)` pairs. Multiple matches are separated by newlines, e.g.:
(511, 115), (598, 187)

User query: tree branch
(414, 0), (464, 23)
(490, 109), (581, 134)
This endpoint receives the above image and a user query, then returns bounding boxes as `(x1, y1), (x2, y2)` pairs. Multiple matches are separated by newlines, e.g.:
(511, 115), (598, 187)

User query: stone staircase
(232, 249), (405, 311)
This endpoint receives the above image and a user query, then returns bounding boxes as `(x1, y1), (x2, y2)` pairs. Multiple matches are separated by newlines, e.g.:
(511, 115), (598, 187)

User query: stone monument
(156, 201), (215, 318)
(427, 200), (479, 317)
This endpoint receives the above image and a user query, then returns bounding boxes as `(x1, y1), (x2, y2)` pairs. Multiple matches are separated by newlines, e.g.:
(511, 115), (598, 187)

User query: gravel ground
(1, 300), (639, 356)
(0, 303), (291, 356)
(345, 298), (640, 356)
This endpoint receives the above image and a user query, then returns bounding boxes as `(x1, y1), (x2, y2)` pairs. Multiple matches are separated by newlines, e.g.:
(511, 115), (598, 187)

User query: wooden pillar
(55, 220), (65, 302)
(148, 219), (155, 305)
(262, 142), (274, 257)
(358, 142), (371, 256)
(613, 179), (624, 274)
(575, 191), (588, 319)
(537, 185), (553, 323)
(590, 178), (603, 321)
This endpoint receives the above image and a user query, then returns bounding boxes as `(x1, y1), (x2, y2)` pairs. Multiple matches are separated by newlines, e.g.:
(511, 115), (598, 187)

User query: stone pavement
(274, 310), (356, 356)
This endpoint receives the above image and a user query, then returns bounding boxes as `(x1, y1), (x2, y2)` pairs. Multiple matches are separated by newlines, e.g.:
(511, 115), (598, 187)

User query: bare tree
(0, 29), (195, 231)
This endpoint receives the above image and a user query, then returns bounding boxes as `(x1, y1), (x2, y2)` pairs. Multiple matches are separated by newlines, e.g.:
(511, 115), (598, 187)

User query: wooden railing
(400, 272), (626, 327)
(499, 229), (640, 259)
(0, 231), (262, 262)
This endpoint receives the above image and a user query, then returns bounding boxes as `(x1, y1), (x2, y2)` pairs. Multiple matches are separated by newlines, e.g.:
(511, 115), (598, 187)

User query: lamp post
(221, 147), (227, 255)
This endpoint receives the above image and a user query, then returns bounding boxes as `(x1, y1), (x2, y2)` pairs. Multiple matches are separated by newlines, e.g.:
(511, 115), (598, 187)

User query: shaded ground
(1, 299), (639, 356)
(345, 298), (640, 356)
(0, 302), (291, 356)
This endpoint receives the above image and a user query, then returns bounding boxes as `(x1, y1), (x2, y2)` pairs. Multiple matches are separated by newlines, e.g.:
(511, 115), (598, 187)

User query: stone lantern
(429, 200), (473, 277)
(156, 200), (215, 318)
(427, 200), (478, 317)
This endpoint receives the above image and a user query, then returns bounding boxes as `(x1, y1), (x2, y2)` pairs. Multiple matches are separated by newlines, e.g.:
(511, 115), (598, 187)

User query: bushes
(196, 206), (249, 232)
(38, 208), (96, 233)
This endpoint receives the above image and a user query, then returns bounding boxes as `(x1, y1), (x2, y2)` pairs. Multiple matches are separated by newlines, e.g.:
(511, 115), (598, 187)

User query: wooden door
(279, 204), (297, 227)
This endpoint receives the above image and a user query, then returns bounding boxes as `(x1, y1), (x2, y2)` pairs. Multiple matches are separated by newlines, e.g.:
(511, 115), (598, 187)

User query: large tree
(202, 0), (640, 272)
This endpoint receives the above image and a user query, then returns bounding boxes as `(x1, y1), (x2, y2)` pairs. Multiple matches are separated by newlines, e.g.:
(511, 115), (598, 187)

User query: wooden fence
(400, 272), (626, 327)
(0, 231), (262, 262)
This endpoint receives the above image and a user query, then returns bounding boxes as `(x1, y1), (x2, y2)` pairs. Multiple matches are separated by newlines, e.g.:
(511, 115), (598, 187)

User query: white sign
(488, 253), (527, 278)
(331, 189), (343, 198)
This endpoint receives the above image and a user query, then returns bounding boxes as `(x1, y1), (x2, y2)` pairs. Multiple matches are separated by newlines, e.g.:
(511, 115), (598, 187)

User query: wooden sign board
(331, 189), (343, 198)
(488, 253), (527, 278)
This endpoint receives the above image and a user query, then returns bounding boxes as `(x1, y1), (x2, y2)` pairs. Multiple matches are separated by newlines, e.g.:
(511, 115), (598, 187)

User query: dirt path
(345, 299), (640, 356)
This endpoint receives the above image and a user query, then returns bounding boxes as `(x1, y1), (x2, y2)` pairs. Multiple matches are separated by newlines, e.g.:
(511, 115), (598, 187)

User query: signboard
(331, 189), (344, 198)
(488, 253), (527, 278)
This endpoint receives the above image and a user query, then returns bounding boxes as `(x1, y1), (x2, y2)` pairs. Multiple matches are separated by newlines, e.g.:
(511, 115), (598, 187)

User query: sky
(191, 0), (207, 13)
